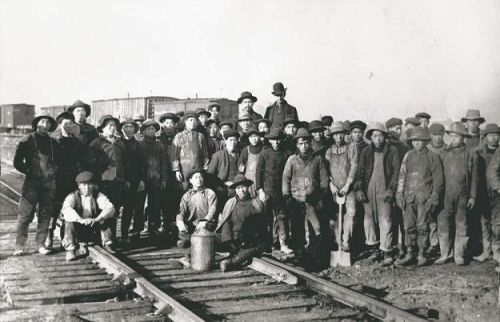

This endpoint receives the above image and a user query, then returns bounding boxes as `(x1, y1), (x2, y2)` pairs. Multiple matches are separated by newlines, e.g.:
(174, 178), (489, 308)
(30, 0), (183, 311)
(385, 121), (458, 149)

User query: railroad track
(0, 176), (428, 322)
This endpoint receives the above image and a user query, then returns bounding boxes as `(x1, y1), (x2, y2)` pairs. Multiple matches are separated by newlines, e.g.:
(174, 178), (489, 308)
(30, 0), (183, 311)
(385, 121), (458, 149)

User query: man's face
(275, 93), (285, 103)
(144, 125), (157, 138)
(73, 107), (87, 123)
(311, 131), (323, 142)
(333, 132), (345, 145)
(248, 133), (260, 146)
(122, 123), (135, 138)
(258, 122), (269, 134)
(284, 123), (297, 136)
(185, 117), (197, 130)
(388, 125), (402, 136)
(102, 120), (117, 137)
(225, 136), (238, 152)
(486, 133), (500, 147)
(37, 118), (51, 134)
(220, 125), (231, 136)
(235, 184), (249, 199)
(239, 98), (254, 112)
(371, 131), (385, 147)
(208, 123), (219, 137)
(60, 118), (73, 137)
(163, 119), (175, 130)
(430, 133), (444, 146)
(189, 172), (204, 189)
(239, 119), (250, 131)
(412, 140), (426, 151)
(351, 128), (364, 142)
(269, 138), (280, 150)
(419, 118), (430, 128)
(466, 120), (480, 132)
(210, 108), (220, 118)
(198, 114), (208, 126)
(78, 182), (94, 197)
(296, 138), (311, 154)
(449, 133), (464, 147)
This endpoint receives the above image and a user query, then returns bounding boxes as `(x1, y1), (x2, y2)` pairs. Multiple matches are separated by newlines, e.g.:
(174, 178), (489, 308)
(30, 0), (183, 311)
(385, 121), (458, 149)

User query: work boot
(341, 243), (351, 252)
(396, 253), (415, 266)
(473, 251), (490, 262)
(455, 257), (466, 266)
(434, 256), (450, 265)
(280, 244), (294, 255)
(382, 252), (394, 266)
(220, 259), (232, 272)
(66, 250), (77, 261)
(38, 247), (51, 255)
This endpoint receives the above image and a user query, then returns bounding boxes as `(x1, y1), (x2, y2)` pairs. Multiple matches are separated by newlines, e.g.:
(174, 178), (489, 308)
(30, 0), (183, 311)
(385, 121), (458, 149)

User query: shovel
(331, 192), (352, 267)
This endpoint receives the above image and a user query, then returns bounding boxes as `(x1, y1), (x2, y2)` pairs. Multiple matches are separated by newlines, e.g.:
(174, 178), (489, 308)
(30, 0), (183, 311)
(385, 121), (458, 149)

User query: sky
(1, 0), (500, 123)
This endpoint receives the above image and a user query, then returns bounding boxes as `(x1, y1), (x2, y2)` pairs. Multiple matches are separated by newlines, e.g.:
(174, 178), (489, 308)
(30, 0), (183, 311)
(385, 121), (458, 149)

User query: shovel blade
(330, 250), (352, 267)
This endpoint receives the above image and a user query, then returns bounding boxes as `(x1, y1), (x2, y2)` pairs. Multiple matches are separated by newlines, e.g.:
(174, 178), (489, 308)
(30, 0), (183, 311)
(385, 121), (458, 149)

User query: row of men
(11, 88), (500, 272)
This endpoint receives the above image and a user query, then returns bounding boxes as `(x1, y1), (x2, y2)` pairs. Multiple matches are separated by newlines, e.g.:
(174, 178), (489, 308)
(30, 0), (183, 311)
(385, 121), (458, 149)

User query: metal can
(190, 228), (215, 271)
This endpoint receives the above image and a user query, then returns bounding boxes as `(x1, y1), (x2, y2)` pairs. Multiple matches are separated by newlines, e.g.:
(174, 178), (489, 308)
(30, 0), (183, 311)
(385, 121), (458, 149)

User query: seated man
(217, 174), (266, 272)
(176, 169), (218, 248)
(61, 171), (115, 261)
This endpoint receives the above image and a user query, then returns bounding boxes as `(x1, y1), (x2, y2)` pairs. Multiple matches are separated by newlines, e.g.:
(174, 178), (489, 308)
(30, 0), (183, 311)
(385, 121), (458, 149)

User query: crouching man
(61, 171), (115, 261)
(217, 175), (266, 272)
(176, 169), (218, 248)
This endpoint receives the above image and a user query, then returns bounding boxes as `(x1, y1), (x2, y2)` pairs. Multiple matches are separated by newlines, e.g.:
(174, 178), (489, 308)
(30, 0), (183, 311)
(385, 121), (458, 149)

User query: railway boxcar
(153, 98), (238, 122)
(39, 105), (68, 120)
(0, 104), (35, 128)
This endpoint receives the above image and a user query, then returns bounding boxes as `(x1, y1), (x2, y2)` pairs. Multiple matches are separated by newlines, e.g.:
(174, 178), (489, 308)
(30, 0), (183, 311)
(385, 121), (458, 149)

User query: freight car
(153, 98), (239, 122)
(0, 104), (35, 134)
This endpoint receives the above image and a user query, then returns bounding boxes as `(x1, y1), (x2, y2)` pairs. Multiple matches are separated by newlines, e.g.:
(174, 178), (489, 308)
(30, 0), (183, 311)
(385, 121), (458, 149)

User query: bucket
(190, 228), (215, 271)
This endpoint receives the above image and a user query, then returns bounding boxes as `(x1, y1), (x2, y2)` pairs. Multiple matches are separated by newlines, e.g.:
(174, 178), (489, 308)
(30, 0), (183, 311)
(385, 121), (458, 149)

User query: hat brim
(237, 95), (258, 104)
(141, 123), (160, 133)
(407, 136), (431, 142)
(68, 105), (91, 117)
(482, 129), (500, 136)
(309, 126), (326, 133)
(31, 116), (58, 132)
(97, 117), (120, 132)
(365, 128), (388, 139)
(294, 134), (312, 141)
(445, 130), (472, 138)
(197, 111), (212, 118)
(329, 127), (348, 134)
(237, 117), (252, 122)
(119, 121), (139, 133)
(159, 115), (179, 123)
(229, 179), (254, 189)
(271, 88), (287, 96)
(461, 117), (485, 124)
(265, 133), (283, 140)
(283, 120), (300, 127)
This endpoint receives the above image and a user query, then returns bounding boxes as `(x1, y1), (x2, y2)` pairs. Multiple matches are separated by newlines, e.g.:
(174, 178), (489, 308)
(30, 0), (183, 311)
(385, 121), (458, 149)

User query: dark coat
(119, 136), (145, 184)
(255, 148), (291, 194)
(264, 100), (298, 130)
(487, 148), (500, 192)
(354, 143), (401, 197)
(76, 122), (99, 147)
(87, 136), (129, 183)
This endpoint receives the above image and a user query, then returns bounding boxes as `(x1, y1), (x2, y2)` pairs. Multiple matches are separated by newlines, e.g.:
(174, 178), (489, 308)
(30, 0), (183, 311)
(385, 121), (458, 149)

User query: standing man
(396, 127), (444, 266)
(264, 82), (298, 130)
(281, 118), (300, 154)
(415, 112), (431, 128)
(308, 120), (328, 156)
(355, 123), (401, 266)
(487, 144), (500, 272)
(13, 113), (59, 255)
(350, 120), (368, 155)
(68, 100), (98, 147)
(435, 122), (478, 266)
(237, 91), (262, 124)
(461, 109), (486, 148)
(208, 103), (221, 125)
(473, 123), (500, 262)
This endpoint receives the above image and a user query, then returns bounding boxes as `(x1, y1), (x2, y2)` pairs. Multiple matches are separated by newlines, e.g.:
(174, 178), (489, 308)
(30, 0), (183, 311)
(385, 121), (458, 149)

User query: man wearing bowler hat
(264, 82), (299, 130)
(67, 100), (99, 147)
(462, 109), (486, 148)
(236, 91), (262, 131)
(13, 113), (59, 255)
(435, 122), (478, 266)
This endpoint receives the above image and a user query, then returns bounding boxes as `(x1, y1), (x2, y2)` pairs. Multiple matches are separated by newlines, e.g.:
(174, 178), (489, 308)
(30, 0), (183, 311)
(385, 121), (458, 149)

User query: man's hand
(80, 218), (95, 226)
(258, 189), (266, 202)
(137, 181), (145, 192)
(177, 220), (187, 232)
(467, 198), (475, 210)
(340, 183), (350, 196)
(396, 192), (405, 210)
(175, 171), (183, 182)
(329, 182), (339, 195)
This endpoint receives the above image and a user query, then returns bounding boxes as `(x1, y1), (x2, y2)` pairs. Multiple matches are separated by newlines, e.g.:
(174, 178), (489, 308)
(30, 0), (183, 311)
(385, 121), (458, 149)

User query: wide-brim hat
(159, 113), (179, 123)
(140, 119), (160, 133)
(208, 103), (221, 111)
(75, 171), (97, 184)
(219, 120), (233, 128)
(415, 112), (431, 120)
(446, 121), (472, 137)
(237, 112), (252, 122)
(330, 121), (348, 134)
(481, 123), (500, 136)
(183, 111), (198, 120)
(265, 128), (283, 140)
(272, 82), (287, 96)
(294, 128), (312, 140)
(308, 120), (325, 133)
(67, 100), (91, 117)
(133, 114), (146, 122)
(119, 118), (139, 133)
(229, 174), (254, 189)
(97, 115), (120, 132)
(365, 122), (388, 140)
(31, 113), (58, 132)
(283, 118), (300, 127)
(205, 119), (217, 127)
(407, 127), (431, 142)
(196, 108), (211, 118)
(246, 127), (261, 137)
(237, 91), (258, 104)
(56, 111), (75, 123)
(405, 117), (421, 126)
(350, 120), (367, 132)
(186, 168), (204, 181)
(223, 129), (240, 140)
(461, 109), (485, 124)
(253, 118), (271, 126)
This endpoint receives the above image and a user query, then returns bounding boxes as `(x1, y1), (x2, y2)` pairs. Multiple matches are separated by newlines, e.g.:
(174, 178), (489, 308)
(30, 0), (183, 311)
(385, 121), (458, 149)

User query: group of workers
(11, 81), (500, 273)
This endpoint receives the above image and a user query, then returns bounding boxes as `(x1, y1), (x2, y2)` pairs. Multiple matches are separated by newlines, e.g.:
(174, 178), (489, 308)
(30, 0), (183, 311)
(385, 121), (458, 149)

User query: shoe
(220, 259), (231, 272)
(434, 256), (450, 265)
(382, 252), (394, 266)
(396, 254), (415, 266)
(38, 247), (51, 255)
(177, 240), (189, 248)
(417, 256), (427, 266)
(44, 238), (53, 250)
(66, 250), (77, 261)
(455, 257), (465, 266)
(473, 252), (490, 262)
(280, 244), (294, 255)
(341, 243), (351, 252)
(13, 249), (25, 256)
(369, 249), (383, 262)
(77, 244), (89, 257)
